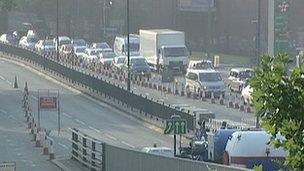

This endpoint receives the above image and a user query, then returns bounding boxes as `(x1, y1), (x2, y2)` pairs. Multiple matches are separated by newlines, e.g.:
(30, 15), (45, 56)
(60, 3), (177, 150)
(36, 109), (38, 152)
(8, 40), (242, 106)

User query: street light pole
(56, 0), (59, 62)
(127, 0), (131, 91)
(206, 0), (211, 60)
(103, 0), (106, 39)
(256, 0), (261, 129)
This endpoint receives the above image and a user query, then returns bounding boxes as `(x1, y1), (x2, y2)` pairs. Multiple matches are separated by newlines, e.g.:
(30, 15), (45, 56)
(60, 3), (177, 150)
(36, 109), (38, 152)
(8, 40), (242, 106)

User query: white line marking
(105, 133), (117, 141)
(62, 112), (72, 119)
(58, 142), (69, 150)
(31, 95), (38, 101)
(5, 80), (12, 85)
(75, 119), (85, 125)
(121, 141), (135, 148)
(89, 126), (100, 133)
(0, 109), (8, 114)
(0, 75), (4, 80)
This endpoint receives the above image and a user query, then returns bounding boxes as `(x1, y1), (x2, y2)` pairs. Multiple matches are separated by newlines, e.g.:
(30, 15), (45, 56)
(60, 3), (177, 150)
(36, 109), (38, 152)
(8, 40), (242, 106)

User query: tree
(251, 53), (304, 169)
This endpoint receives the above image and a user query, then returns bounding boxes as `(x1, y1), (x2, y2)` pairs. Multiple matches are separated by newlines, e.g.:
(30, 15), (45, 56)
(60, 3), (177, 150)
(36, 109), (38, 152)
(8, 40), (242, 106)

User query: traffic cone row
(21, 82), (55, 159)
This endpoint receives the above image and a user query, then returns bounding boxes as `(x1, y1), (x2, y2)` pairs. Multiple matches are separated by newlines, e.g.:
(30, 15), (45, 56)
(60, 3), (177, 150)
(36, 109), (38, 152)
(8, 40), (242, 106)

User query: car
(112, 56), (126, 71)
(185, 69), (225, 98)
(228, 68), (254, 92)
(97, 51), (116, 67)
(83, 48), (103, 62)
(35, 39), (56, 54)
(0, 33), (18, 45)
(141, 147), (174, 157)
(122, 56), (151, 77)
(72, 39), (87, 48)
(19, 35), (38, 50)
(188, 60), (213, 70)
(241, 84), (253, 104)
(73, 46), (86, 60)
(60, 44), (74, 59)
(53, 36), (71, 51)
(91, 42), (111, 50)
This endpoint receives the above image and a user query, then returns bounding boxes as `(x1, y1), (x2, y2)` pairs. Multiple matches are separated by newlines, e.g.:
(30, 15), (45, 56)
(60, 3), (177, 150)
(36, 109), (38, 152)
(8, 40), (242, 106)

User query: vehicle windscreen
(27, 37), (37, 43)
(60, 40), (71, 46)
(73, 40), (86, 46)
(239, 71), (254, 79)
(164, 47), (187, 57)
(44, 40), (54, 46)
(96, 43), (110, 49)
(90, 50), (98, 56)
(76, 47), (86, 53)
(131, 58), (146, 66)
(191, 62), (213, 70)
(102, 52), (116, 58)
(199, 72), (222, 82)
(125, 43), (139, 52)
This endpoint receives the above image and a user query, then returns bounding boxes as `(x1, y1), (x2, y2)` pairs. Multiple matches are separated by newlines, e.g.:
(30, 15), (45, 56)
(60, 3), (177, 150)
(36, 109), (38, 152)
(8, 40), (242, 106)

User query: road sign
(164, 119), (187, 135)
(0, 162), (16, 171)
(39, 96), (57, 111)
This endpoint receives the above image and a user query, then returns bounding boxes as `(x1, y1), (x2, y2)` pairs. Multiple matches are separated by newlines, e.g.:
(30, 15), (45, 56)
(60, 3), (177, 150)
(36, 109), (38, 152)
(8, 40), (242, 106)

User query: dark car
(123, 56), (151, 77)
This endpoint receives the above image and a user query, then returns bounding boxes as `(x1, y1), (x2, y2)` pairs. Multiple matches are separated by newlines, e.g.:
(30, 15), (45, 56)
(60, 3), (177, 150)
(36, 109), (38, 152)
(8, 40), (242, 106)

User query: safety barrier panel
(71, 128), (103, 171)
(0, 43), (195, 130)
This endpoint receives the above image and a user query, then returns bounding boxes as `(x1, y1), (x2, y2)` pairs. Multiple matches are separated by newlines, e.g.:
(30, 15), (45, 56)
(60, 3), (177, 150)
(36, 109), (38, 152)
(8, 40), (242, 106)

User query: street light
(103, 0), (113, 39)
(56, 0), (59, 62)
(127, 0), (131, 91)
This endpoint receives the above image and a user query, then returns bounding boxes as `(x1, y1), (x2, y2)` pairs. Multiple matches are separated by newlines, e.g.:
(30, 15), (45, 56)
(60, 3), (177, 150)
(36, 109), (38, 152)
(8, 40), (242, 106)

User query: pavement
(0, 56), (189, 170)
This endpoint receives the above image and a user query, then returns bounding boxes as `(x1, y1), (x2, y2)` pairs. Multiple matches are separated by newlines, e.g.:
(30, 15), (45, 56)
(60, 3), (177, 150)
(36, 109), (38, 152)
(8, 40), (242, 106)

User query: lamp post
(256, 0), (261, 129)
(127, 0), (131, 91)
(56, 0), (59, 62)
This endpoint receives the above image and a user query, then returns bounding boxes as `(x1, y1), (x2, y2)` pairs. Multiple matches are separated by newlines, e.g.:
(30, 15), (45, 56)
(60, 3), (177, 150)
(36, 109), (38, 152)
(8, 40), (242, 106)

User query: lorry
(139, 29), (189, 74)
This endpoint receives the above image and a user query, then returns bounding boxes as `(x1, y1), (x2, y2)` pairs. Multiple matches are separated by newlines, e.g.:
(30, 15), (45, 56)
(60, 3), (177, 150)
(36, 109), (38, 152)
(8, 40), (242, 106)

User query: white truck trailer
(139, 29), (189, 74)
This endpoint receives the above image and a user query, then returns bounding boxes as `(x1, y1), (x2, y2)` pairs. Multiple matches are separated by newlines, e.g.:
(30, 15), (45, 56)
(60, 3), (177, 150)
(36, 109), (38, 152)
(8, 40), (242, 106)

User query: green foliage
(253, 165), (263, 171)
(251, 53), (304, 170)
(0, 0), (16, 11)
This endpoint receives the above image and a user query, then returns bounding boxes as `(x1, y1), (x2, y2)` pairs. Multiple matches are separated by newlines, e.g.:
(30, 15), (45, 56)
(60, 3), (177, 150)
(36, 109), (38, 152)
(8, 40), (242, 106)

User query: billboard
(178, 0), (215, 12)
(39, 96), (58, 111)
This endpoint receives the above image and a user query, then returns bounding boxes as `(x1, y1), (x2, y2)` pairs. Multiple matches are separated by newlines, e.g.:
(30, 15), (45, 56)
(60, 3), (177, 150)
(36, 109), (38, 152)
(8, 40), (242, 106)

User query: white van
(53, 36), (71, 51)
(223, 131), (287, 168)
(228, 68), (254, 92)
(113, 34), (140, 56)
(186, 69), (225, 98)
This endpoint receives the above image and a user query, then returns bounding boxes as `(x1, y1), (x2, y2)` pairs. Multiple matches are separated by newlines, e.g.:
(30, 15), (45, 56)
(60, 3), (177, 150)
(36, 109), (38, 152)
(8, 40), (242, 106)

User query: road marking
(31, 95), (38, 101)
(89, 126), (100, 133)
(0, 108), (8, 114)
(5, 80), (12, 85)
(121, 141), (135, 148)
(62, 112), (72, 119)
(75, 119), (85, 125)
(58, 142), (69, 150)
(105, 133), (117, 141)
(0, 75), (5, 80)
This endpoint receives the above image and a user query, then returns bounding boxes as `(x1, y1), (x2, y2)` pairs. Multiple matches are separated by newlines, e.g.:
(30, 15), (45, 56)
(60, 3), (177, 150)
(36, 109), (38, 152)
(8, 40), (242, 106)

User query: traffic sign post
(164, 114), (187, 156)
(37, 89), (60, 135)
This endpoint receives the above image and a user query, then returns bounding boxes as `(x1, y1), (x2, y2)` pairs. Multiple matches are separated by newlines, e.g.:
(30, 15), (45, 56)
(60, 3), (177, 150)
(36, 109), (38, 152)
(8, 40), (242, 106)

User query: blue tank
(213, 129), (238, 162)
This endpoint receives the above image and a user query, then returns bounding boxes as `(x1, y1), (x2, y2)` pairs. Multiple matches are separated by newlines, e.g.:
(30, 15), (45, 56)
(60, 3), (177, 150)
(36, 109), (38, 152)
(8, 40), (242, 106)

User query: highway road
(0, 56), (184, 170)
(73, 63), (256, 126)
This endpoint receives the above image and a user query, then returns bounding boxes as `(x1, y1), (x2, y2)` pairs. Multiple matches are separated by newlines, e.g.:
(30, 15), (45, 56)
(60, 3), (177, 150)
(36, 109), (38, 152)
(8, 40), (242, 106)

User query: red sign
(39, 97), (57, 110)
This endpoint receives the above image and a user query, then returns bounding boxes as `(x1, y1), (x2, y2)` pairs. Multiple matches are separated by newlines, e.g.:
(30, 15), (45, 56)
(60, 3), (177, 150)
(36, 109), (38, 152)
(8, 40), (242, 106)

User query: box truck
(139, 29), (189, 74)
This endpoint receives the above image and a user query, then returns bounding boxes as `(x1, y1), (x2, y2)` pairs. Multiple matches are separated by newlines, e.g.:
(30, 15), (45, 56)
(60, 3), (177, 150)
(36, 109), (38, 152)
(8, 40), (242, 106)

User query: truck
(139, 29), (189, 74)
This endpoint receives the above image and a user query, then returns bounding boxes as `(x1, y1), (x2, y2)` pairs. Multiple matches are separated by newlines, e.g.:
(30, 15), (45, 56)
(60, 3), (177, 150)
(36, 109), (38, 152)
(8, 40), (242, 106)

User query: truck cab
(158, 45), (189, 73)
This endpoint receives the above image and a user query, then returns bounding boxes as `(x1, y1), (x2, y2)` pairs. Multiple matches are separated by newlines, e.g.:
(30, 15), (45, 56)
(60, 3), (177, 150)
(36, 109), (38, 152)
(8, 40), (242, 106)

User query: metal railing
(71, 128), (103, 171)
